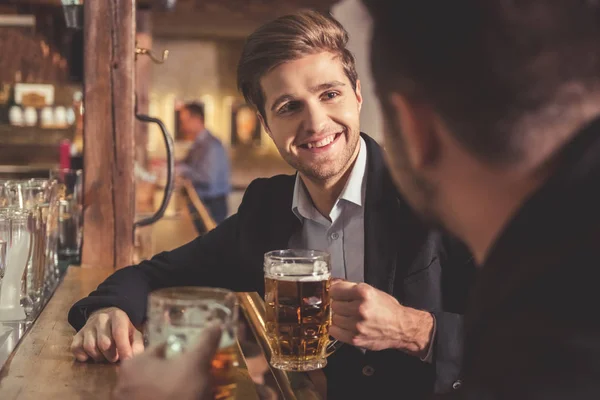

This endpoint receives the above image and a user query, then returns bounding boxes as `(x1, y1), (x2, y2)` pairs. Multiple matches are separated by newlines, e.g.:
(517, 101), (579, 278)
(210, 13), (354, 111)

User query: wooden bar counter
(0, 267), (262, 400)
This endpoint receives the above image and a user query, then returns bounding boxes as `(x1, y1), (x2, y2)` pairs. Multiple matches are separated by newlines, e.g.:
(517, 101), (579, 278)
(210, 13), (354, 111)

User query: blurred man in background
(177, 102), (231, 229)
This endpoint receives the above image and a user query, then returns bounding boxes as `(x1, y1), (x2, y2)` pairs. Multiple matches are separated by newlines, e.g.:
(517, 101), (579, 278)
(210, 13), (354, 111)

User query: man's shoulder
(243, 174), (296, 198)
(234, 174), (296, 225)
(206, 131), (226, 148)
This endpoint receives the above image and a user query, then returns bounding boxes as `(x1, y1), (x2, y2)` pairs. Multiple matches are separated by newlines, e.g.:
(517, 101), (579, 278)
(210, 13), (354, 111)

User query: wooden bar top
(0, 267), (260, 400)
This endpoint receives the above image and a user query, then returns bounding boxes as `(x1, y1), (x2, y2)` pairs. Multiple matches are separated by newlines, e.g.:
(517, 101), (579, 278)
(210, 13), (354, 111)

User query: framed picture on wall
(230, 100), (261, 147)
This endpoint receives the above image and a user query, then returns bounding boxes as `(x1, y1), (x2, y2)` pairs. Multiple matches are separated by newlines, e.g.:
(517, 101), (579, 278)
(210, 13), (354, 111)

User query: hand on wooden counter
(113, 323), (222, 400)
(70, 307), (145, 363)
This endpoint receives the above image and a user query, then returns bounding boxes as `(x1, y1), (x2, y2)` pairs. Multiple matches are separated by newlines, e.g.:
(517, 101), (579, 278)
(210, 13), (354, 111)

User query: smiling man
(69, 10), (474, 400)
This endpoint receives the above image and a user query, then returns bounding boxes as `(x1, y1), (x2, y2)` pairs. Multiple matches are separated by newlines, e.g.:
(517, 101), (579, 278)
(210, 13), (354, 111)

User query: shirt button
(330, 232), (339, 240)
(362, 365), (375, 376)
(452, 380), (462, 390)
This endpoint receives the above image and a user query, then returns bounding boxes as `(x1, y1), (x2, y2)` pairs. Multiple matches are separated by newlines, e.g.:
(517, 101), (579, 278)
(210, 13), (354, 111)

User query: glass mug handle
(324, 337), (343, 357)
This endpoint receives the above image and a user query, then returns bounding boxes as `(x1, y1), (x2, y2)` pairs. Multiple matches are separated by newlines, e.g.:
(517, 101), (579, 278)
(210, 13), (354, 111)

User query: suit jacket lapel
(362, 134), (430, 295)
(265, 174), (301, 253)
(362, 134), (400, 294)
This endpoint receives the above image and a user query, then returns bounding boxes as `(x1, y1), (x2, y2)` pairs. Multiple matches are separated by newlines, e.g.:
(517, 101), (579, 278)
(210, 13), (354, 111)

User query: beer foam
(268, 273), (330, 282)
(266, 262), (330, 281)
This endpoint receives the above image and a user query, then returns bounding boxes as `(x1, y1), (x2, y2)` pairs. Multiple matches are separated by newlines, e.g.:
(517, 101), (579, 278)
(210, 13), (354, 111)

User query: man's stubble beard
(281, 128), (361, 182)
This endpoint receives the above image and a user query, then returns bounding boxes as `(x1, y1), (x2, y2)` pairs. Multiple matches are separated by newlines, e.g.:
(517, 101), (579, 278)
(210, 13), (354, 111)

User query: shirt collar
(292, 136), (368, 221)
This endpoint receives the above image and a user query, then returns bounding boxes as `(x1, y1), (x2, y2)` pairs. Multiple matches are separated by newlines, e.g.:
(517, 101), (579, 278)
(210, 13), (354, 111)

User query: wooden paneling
(0, 27), (68, 83)
(151, 0), (342, 39)
(82, 0), (136, 268)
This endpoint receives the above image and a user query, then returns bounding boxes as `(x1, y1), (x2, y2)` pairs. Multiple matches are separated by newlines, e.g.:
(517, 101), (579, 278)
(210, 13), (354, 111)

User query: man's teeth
(306, 134), (336, 149)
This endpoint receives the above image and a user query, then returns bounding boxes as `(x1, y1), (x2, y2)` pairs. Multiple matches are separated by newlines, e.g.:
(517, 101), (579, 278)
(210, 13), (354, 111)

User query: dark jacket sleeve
(431, 311), (465, 393)
(67, 180), (264, 331)
(430, 235), (475, 394)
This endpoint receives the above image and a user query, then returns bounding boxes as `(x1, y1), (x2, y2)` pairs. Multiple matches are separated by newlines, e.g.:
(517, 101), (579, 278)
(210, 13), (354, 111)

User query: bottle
(59, 139), (71, 170)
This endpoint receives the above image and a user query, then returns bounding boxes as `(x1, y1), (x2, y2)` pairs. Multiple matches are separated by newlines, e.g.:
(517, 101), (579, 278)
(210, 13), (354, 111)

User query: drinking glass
(0, 208), (34, 321)
(146, 287), (239, 400)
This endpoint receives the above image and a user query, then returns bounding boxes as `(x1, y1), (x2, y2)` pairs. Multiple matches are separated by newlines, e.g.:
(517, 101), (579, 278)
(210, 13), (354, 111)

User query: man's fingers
(97, 332), (118, 362)
(70, 333), (89, 362)
(111, 314), (135, 361)
(330, 281), (360, 301)
(131, 329), (145, 356)
(329, 325), (357, 346)
(82, 329), (104, 362)
(331, 313), (359, 333)
(331, 299), (360, 317)
(96, 316), (118, 362)
(183, 323), (223, 371)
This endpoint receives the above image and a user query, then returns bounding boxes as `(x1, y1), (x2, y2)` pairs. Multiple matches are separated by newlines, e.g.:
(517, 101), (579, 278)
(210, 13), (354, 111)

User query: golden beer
(264, 250), (334, 371)
(211, 343), (238, 400)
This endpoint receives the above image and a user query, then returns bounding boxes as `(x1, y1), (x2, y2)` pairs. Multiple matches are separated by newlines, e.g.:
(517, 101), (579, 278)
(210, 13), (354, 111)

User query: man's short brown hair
(183, 102), (205, 122)
(363, 0), (600, 164)
(237, 10), (358, 121)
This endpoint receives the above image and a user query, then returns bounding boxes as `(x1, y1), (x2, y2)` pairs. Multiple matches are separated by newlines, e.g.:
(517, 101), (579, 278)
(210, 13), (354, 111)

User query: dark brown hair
(237, 9), (358, 121)
(363, 0), (600, 163)
(183, 102), (205, 122)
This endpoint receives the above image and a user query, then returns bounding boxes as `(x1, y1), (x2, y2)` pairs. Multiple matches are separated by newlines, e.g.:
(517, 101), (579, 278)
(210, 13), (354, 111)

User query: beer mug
(264, 249), (341, 371)
(146, 287), (239, 400)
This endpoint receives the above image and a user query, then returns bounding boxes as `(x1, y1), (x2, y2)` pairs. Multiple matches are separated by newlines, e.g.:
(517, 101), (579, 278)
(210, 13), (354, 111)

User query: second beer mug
(264, 249), (341, 371)
(146, 287), (239, 400)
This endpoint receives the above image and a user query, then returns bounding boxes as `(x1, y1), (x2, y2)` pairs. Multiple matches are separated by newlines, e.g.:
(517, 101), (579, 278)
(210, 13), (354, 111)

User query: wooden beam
(135, 10), (152, 170)
(82, 0), (136, 268)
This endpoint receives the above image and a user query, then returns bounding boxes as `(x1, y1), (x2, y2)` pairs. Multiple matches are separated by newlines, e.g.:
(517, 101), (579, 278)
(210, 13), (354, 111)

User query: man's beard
(280, 129), (360, 182)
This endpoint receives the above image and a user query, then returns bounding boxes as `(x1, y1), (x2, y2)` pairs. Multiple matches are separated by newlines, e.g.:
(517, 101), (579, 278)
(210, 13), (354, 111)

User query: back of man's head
(362, 0), (600, 164)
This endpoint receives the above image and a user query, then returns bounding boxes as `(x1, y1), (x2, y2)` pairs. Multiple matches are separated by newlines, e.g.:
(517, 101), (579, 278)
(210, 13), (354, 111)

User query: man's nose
(302, 102), (329, 134)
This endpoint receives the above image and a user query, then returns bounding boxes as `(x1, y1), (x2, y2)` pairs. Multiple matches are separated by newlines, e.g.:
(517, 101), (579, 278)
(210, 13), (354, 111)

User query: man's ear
(257, 112), (272, 138)
(388, 93), (439, 168)
(355, 79), (363, 113)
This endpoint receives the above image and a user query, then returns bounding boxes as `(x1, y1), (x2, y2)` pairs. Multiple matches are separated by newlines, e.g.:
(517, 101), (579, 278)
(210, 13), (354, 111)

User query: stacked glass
(0, 178), (60, 320)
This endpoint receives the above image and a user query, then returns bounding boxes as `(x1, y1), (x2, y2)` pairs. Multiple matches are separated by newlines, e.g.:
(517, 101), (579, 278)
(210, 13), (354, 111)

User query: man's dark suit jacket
(456, 118), (600, 399)
(69, 133), (474, 400)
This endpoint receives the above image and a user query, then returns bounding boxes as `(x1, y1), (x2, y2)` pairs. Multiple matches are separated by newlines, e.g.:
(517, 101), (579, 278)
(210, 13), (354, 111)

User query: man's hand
(70, 307), (144, 363)
(330, 281), (434, 357)
(113, 323), (222, 400)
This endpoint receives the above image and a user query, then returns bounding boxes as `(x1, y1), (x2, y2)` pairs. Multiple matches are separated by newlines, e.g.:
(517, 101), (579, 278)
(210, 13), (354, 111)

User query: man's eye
(278, 102), (300, 114)
(322, 91), (340, 100)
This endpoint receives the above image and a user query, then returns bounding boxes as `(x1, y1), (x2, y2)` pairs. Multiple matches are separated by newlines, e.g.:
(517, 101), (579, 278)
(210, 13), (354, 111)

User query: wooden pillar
(82, 0), (136, 268)
(135, 10), (152, 170)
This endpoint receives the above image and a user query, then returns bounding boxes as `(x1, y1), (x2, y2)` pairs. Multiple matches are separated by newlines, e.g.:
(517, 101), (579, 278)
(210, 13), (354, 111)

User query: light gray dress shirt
(288, 137), (367, 283)
(287, 136), (435, 362)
